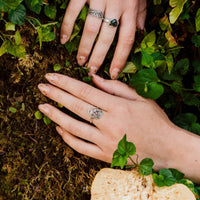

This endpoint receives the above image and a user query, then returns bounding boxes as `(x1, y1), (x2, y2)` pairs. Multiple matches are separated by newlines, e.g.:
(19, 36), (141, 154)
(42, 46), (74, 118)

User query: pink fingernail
(89, 66), (98, 75)
(56, 126), (63, 135)
(39, 104), (49, 114)
(38, 84), (49, 95)
(111, 68), (120, 80)
(60, 35), (68, 44)
(78, 56), (86, 65)
(45, 73), (58, 83)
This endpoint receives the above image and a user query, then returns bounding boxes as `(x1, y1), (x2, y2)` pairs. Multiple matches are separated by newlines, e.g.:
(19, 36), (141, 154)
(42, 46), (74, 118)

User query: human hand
(60, 0), (147, 79)
(38, 73), (183, 170)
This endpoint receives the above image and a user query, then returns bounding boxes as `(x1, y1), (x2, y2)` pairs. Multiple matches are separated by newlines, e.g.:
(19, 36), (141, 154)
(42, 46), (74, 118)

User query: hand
(38, 73), (200, 183)
(60, 0), (147, 79)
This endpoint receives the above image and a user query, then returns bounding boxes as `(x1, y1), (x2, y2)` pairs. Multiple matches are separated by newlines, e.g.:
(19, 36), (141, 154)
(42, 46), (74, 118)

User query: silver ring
(103, 18), (119, 27)
(89, 107), (102, 123)
(88, 8), (104, 19)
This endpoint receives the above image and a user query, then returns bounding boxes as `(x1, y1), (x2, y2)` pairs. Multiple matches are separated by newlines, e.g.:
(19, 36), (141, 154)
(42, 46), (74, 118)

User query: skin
(38, 73), (200, 183)
(60, 0), (147, 79)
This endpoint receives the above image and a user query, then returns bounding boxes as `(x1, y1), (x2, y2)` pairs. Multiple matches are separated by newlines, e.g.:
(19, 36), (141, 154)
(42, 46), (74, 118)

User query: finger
(110, 2), (138, 79)
(87, 3), (121, 75)
(136, 0), (147, 30)
(38, 83), (108, 124)
(38, 103), (101, 143)
(56, 126), (104, 160)
(77, 1), (106, 66)
(45, 73), (117, 110)
(92, 74), (143, 101)
(60, 0), (87, 44)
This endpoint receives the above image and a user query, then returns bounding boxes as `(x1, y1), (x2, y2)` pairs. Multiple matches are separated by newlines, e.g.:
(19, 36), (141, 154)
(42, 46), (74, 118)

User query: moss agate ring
(89, 107), (102, 123)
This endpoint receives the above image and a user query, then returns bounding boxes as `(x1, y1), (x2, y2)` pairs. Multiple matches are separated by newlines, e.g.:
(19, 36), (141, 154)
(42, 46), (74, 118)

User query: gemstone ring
(103, 18), (119, 27)
(89, 107), (103, 123)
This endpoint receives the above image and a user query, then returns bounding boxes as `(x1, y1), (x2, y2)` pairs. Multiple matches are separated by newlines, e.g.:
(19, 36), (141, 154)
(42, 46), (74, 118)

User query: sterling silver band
(88, 8), (104, 19)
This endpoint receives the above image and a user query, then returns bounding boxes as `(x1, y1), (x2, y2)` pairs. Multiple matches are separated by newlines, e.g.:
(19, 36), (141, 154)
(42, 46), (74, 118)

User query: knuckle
(85, 22), (99, 34)
(71, 101), (84, 114)
(79, 85), (93, 99)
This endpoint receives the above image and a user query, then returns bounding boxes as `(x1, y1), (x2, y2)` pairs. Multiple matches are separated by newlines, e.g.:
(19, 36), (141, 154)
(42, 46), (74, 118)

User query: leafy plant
(111, 134), (200, 198)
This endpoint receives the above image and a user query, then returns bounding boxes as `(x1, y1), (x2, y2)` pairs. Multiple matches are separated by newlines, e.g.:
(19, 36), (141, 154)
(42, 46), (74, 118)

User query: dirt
(0, 21), (108, 200)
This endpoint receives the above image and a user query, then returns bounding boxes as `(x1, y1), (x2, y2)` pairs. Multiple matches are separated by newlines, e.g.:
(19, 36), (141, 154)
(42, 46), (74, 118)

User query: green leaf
(192, 60), (200, 73)
(8, 43), (26, 58)
(165, 31), (177, 48)
(78, 6), (88, 21)
(159, 15), (172, 32)
(118, 135), (136, 156)
(165, 53), (174, 74)
(191, 35), (200, 47)
(141, 48), (154, 67)
(44, 5), (57, 20)
(111, 149), (128, 169)
(25, 0), (43, 14)
(0, 40), (10, 56)
(130, 69), (164, 99)
(34, 110), (43, 120)
(5, 22), (15, 31)
(175, 58), (189, 75)
(22, 103), (25, 111)
(141, 31), (156, 49)
(153, 0), (162, 5)
(121, 62), (137, 74)
(70, 23), (81, 41)
(153, 168), (176, 187)
(8, 4), (26, 25)
(14, 30), (22, 45)
(65, 60), (70, 67)
(169, 168), (184, 181)
(170, 80), (183, 94)
(193, 75), (200, 92)
(43, 115), (51, 125)
(2, 0), (23, 10)
(9, 107), (17, 113)
(53, 64), (61, 72)
(138, 158), (154, 176)
(183, 93), (200, 106)
(196, 8), (200, 32)
(169, 0), (188, 24)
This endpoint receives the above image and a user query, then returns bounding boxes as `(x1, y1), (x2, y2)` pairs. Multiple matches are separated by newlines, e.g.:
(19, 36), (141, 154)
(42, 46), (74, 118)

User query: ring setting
(89, 107), (102, 123)
(88, 8), (119, 27)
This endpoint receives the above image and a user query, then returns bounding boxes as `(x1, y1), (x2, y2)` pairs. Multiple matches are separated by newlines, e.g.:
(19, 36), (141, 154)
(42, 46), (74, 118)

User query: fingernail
(60, 35), (68, 44)
(45, 73), (58, 83)
(56, 126), (63, 135)
(38, 84), (49, 95)
(39, 104), (49, 114)
(89, 66), (98, 75)
(92, 74), (104, 82)
(111, 68), (120, 80)
(78, 56), (86, 65)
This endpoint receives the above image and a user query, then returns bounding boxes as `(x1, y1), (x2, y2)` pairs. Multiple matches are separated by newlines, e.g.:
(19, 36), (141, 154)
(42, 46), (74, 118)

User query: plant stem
(128, 156), (138, 167)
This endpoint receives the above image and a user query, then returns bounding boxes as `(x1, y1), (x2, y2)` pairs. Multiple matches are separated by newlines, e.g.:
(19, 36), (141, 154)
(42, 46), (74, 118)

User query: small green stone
(110, 19), (118, 27)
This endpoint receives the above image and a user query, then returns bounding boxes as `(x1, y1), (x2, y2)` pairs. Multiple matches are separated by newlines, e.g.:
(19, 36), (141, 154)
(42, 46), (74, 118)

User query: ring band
(103, 18), (119, 27)
(89, 107), (102, 123)
(88, 8), (104, 19)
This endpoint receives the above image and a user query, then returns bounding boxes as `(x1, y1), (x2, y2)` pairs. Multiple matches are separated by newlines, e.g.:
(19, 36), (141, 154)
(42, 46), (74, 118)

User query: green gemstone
(110, 19), (118, 27)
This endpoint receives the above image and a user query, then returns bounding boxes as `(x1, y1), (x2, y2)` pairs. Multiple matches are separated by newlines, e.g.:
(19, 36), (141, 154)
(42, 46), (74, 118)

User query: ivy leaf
(196, 8), (200, 32)
(118, 135), (136, 156)
(159, 14), (172, 32)
(53, 64), (61, 72)
(183, 93), (200, 106)
(170, 80), (183, 94)
(14, 30), (22, 45)
(165, 53), (174, 74)
(44, 5), (57, 20)
(169, 0), (188, 24)
(2, 0), (23, 10)
(111, 149), (128, 169)
(193, 75), (200, 92)
(130, 69), (164, 100)
(141, 31), (156, 49)
(25, 0), (43, 14)
(121, 62), (137, 74)
(153, 168), (176, 187)
(78, 6), (88, 21)
(191, 35), (200, 47)
(8, 4), (26, 25)
(8, 43), (26, 58)
(169, 168), (184, 181)
(175, 58), (189, 75)
(138, 158), (154, 176)
(165, 31), (177, 48)
(5, 22), (15, 31)
(0, 40), (10, 56)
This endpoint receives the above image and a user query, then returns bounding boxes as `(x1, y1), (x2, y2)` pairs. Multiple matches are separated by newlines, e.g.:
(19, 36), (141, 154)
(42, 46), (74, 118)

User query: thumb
(92, 74), (142, 101)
